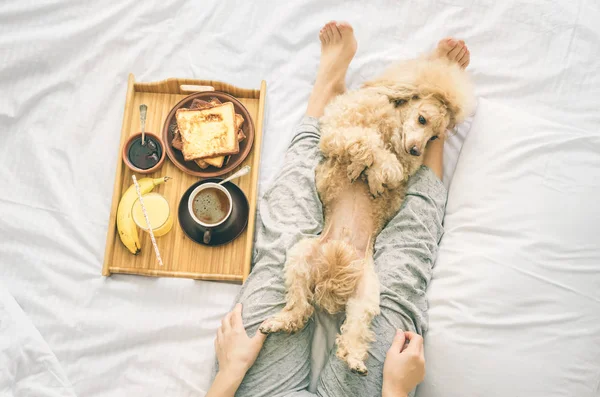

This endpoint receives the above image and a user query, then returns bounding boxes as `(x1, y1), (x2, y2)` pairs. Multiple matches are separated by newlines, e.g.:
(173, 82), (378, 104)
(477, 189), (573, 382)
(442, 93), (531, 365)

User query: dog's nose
(409, 146), (421, 156)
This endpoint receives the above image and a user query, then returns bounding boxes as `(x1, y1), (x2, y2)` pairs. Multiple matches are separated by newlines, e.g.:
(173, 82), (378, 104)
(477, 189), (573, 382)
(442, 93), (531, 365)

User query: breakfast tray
(102, 74), (266, 282)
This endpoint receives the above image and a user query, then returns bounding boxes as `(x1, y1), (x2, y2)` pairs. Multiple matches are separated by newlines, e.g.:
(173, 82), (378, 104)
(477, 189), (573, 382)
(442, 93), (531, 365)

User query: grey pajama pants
(234, 117), (447, 397)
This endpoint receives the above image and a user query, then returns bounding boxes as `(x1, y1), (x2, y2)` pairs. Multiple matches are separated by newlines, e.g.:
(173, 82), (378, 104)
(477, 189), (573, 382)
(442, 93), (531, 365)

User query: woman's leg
(316, 139), (448, 397)
(232, 117), (321, 397)
(232, 21), (357, 397)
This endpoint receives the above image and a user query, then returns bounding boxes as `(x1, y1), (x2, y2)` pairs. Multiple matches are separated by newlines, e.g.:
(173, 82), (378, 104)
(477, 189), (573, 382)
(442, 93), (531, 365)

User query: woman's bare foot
(317, 21), (357, 94)
(431, 37), (470, 68)
(306, 21), (357, 118)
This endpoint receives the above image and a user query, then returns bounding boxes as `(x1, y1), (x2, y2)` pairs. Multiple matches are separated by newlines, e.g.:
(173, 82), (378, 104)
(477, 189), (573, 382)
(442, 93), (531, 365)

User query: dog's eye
(430, 135), (439, 141)
(412, 95), (419, 100)
(393, 99), (407, 107)
(418, 115), (427, 125)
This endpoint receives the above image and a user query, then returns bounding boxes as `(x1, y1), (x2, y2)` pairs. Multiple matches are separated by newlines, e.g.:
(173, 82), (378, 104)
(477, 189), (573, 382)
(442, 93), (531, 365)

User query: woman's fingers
(231, 303), (244, 329)
(389, 329), (407, 353)
(404, 332), (424, 354)
(217, 327), (224, 344)
(252, 326), (268, 346)
(221, 312), (232, 331)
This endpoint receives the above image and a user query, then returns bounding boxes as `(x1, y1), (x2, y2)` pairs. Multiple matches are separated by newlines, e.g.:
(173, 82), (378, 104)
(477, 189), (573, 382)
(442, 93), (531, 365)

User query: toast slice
(172, 98), (246, 168)
(171, 99), (219, 155)
(194, 159), (210, 169)
(190, 99), (242, 129)
(191, 98), (219, 111)
(195, 129), (246, 168)
(195, 113), (246, 168)
(235, 113), (244, 128)
(172, 128), (183, 151)
(176, 102), (239, 161)
(199, 156), (225, 168)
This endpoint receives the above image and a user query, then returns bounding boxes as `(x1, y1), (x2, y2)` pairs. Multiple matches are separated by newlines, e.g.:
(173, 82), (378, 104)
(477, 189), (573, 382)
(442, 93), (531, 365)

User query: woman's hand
(207, 304), (267, 397)
(215, 303), (267, 378)
(382, 330), (426, 397)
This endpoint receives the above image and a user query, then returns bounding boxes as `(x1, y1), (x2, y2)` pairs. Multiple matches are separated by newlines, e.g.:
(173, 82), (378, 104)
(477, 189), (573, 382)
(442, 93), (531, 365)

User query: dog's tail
(312, 239), (363, 314)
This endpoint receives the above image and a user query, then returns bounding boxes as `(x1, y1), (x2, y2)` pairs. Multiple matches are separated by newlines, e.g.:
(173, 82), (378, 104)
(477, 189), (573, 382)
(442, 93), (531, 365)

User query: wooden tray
(102, 74), (266, 282)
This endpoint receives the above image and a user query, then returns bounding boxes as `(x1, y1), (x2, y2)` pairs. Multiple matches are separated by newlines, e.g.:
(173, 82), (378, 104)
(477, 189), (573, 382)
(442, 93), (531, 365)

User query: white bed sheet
(1, 1), (599, 396)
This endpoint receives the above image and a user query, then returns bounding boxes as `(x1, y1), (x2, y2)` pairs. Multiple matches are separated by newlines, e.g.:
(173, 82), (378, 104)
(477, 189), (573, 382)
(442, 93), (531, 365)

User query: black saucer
(178, 178), (249, 246)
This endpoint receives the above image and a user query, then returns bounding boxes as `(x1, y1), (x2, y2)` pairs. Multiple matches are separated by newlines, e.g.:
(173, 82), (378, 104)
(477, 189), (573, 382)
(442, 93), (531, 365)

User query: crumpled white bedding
(1, 0), (599, 396)
(0, 282), (76, 397)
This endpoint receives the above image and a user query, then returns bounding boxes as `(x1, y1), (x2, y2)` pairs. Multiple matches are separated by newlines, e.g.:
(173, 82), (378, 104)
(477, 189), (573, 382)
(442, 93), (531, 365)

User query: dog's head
(363, 57), (475, 157)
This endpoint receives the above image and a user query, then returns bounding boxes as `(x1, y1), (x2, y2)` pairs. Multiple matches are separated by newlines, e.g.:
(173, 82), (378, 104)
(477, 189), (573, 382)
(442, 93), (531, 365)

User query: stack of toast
(172, 98), (246, 169)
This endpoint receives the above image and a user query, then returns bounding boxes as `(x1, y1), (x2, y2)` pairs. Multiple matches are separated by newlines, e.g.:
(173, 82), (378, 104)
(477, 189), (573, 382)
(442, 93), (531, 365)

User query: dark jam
(128, 136), (162, 170)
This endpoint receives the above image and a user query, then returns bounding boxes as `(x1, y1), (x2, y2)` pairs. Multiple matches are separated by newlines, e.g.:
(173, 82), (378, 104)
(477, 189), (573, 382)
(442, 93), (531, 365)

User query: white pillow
(442, 109), (474, 189)
(418, 98), (600, 397)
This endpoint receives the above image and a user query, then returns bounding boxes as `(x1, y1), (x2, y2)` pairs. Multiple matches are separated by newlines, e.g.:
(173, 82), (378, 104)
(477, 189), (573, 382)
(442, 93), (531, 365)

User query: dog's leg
(335, 258), (380, 375)
(365, 147), (404, 196)
(320, 127), (382, 181)
(259, 238), (318, 334)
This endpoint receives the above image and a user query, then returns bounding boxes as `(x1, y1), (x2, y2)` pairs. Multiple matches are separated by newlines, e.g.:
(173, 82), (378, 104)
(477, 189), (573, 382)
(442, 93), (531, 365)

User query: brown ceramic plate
(178, 178), (249, 246)
(162, 92), (255, 177)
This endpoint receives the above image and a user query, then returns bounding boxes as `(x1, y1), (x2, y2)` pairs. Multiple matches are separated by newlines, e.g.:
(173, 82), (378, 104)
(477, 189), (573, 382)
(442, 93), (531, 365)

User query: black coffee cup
(187, 182), (233, 244)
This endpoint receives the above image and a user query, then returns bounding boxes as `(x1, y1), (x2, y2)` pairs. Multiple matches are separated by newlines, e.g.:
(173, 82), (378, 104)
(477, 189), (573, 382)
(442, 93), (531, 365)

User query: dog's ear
(432, 92), (462, 131)
(419, 58), (475, 129)
(362, 79), (419, 101)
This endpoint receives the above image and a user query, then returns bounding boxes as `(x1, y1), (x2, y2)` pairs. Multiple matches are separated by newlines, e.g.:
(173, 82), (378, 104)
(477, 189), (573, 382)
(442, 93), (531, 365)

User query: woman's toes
(433, 36), (470, 67)
(460, 49), (470, 68)
(456, 46), (467, 62)
(331, 23), (342, 40)
(319, 28), (327, 44)
(325, 24), (334, 42)
(320, 25), (330, 44)
(448, 41), (463, 59)
(337, 21), (353, 33)
(438, 37), (456, 55)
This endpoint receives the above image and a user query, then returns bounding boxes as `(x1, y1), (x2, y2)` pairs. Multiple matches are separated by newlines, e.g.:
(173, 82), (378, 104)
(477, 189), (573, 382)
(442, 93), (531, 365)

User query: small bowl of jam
(122, 132), (165, 174)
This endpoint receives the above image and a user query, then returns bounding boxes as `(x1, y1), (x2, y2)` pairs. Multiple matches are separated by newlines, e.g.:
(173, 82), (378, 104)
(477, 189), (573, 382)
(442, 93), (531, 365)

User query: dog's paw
(367, 158), (404, 196)
(336, 346), (368, 376)
(258, 319), (280, 334)
(347, 140), (375, 167)
(259, 317), (289, 334)
(347, 161), (366, 181)
(385, 161), (405, 189)
(347, 357), (368, 376)
(367, 173), (385, 196)
(259, 311), (307, 334)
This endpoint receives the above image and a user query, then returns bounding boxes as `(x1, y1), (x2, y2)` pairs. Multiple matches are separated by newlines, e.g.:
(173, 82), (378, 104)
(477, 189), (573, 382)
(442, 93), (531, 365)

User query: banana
(116, 176), (170, 254)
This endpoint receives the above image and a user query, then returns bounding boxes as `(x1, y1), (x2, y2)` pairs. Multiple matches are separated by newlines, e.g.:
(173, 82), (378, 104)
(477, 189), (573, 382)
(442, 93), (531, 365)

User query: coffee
(192, 187), (231, 225)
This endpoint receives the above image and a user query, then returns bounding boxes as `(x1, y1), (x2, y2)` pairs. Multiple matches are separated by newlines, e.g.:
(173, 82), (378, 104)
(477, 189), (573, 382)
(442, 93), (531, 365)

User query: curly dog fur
(260, 52), (475, 375)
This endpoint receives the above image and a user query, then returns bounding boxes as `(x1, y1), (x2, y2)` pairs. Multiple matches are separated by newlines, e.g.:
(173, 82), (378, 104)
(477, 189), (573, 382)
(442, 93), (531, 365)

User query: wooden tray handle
(180, 84), (215, 93)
